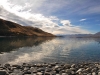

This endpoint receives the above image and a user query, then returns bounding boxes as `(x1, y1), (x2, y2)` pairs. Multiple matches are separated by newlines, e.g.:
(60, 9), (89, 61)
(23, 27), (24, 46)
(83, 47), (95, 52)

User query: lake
(0, 37), (100, 65)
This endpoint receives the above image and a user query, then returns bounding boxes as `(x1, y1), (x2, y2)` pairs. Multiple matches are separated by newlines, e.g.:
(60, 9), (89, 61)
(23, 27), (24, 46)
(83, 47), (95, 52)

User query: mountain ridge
(58, 32), (100, 38)
(0, 18), (55, 37)
(93, 32), (100, 37)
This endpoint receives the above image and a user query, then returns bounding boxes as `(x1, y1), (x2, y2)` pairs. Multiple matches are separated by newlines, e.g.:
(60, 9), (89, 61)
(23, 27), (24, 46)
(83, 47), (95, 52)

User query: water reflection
(0, 37), (100, 64)
(0, 37), (53, 53)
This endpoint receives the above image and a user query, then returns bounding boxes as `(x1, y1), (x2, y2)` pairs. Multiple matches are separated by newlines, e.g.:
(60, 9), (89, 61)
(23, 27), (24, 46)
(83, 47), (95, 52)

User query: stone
(64, 64), (71, 69)
(42, 63), (48, 67)
(12, 65), (22, 69)
(13, 69), (21, 73)
(97, 65), (100, 69)
(55, 65), (59, 69)
(0, 70), (8, 75)
(0, 67), (4, 70)
(50, 63), (56, 66)
(65, 69), (71, 73)
(76, 68), (83, 73)
(0, 62), (100, 75)
(33, 70), (37, 73)
(33, 73), (37, 75)
(37, 68), (45, 72)
(92, 72), (96, 75)
(36, 64), (43, 67)
(71, 64), (75, 68)
(4, 64), (10, 68)
(61, 70), (65, 73)
(9, 73), (16, 75)
(70, 68), (76, 71)
(45, 68), (52, 72)
(51, 71), (56, 75)
(37, 72), (43, 75)
(23, 71), (31, 74)
(45, 72), (51, 75)
(56, 74), (60, 75)
(24, 67), (30, 71)
(83, 73), (88, 75)
(98, 72), (100, 75)
(62, 73), (68, 75)
(71, 71), (75, 75)
(87, 73), (92, 75)
(78, 72), (82, 75)
(85, 68), (91, 72)
(24, 74), (32, 75)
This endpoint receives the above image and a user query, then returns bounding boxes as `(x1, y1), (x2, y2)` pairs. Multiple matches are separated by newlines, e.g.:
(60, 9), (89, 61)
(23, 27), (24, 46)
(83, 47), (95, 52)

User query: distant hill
(95, 32), (100, 35)
(0, 18), (55, 37)
(60, 33), (100, 38)
(93, 32), (100, 37)
(61, 34), (93, 38)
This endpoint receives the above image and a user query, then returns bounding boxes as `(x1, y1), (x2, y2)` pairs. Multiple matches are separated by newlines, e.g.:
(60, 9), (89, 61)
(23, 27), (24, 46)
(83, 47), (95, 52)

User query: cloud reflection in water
(0, 37), (100, 64)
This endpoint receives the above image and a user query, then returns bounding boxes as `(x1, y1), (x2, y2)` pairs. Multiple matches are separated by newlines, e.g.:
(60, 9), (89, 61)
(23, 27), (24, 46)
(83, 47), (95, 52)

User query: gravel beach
(0, 62), (100, 75)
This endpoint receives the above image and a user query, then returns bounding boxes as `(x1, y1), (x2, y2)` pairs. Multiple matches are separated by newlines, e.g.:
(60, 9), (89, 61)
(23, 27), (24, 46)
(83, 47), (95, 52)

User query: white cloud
(61, 20), (71, 26)
(52, 26), (90, 35)
(49, 16), (59, 21)
(52, 20), (90, 35)
(0, 0), (91, 35)
(80, 19), (87, 22)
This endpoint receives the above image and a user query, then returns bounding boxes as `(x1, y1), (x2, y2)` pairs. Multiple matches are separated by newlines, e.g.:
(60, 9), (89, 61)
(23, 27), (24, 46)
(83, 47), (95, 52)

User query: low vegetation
(0, 18), (55, 37)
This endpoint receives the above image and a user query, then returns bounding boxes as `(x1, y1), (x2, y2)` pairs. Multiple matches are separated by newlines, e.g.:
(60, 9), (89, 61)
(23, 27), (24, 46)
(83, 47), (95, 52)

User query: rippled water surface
(0, 37), (100, 64)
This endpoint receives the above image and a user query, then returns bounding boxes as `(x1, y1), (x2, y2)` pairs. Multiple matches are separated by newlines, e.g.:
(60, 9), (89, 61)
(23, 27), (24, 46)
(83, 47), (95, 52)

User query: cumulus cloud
(80, 19), (87, 22)
(61, 20), (71, 26)
(51, 20), (90, 35)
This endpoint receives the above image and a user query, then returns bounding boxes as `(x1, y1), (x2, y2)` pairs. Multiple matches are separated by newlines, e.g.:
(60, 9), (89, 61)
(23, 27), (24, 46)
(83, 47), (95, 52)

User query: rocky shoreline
(0, 62), (100, 75)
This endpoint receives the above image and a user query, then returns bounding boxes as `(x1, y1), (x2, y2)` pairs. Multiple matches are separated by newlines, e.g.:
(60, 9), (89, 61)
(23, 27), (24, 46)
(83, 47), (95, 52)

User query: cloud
(80, 19), (87, 22)
(52, 20), (90, 35)
(0, 0), (91, 35)
(49, 16), (59, 21)
(0, 5), (90, 35)
(61, 20), (71, 26)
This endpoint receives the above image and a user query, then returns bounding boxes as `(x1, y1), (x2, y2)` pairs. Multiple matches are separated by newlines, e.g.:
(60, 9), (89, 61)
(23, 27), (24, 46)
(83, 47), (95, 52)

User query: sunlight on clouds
(0, 0), (91, 35)
(52, 20), (90, 35)
(61, 20), (71, 26)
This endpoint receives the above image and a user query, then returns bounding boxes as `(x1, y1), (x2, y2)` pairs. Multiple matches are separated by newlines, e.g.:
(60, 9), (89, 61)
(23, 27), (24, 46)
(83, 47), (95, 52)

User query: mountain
(95, 32), (100, 35)
(58, 31), (100, 38)
(93, 32), (100, 37)
(0, 18), (55, 37)
(59, 34), (93, 38)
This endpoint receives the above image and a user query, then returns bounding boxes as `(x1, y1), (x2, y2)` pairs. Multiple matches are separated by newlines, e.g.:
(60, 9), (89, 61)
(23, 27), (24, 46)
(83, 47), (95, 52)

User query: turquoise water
(0, 37), (100, 64)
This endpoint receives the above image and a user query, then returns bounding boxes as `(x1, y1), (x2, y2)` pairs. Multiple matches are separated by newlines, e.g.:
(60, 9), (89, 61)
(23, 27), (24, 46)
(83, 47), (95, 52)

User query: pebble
(37, 72), (43, 75)
(71, 64), (75, 68)
(0, 70), (8, 75)
(76, 68), (83, 73)
(0, 63), (100, 75)
(98, 72), (100, 75)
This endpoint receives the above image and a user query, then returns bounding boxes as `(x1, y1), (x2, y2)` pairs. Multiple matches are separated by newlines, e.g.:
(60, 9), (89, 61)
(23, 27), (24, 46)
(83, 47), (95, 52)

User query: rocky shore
(0, 62), (100, 75)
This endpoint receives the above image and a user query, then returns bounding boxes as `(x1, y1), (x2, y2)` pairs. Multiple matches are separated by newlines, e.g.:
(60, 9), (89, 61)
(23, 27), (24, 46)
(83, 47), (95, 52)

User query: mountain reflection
(0, 37), (54, 53)
(0, 37), (100, 64)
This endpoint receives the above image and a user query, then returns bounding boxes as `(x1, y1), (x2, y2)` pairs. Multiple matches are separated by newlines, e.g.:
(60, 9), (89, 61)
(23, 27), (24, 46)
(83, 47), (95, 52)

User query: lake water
(0, 37), (100, 65)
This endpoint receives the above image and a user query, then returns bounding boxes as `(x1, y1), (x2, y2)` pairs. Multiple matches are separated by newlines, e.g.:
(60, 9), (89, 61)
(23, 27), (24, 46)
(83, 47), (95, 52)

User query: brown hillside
(0, 18), (55, 37)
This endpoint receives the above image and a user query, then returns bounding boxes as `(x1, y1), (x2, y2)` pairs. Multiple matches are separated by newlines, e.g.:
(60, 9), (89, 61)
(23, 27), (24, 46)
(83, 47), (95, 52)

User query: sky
(0, 0), (100, 35)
